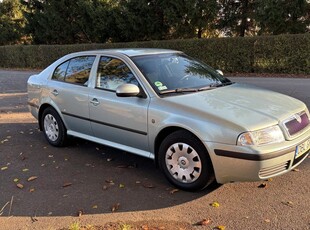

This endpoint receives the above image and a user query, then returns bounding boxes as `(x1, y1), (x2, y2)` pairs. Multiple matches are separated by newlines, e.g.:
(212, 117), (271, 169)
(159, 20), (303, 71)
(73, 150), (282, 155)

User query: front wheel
(41, 107), (67, 147)
(159, 130), (214, 191)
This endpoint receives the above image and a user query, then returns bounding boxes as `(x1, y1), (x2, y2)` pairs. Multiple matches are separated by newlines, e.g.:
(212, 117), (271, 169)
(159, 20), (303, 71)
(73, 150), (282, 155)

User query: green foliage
(217, 0), (257, 37)
(256, 0), (310, 35)
(0, 34), (309, 74)
(0, 0), (25, 45)
(0, 0), (309, 45)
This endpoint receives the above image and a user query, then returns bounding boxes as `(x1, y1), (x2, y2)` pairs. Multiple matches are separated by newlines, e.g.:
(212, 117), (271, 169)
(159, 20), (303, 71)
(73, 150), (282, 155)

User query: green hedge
(0, 34), (309, 74)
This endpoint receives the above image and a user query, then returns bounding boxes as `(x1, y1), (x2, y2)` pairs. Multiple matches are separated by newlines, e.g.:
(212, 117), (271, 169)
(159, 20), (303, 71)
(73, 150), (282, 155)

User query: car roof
(70, 48), (182, 57)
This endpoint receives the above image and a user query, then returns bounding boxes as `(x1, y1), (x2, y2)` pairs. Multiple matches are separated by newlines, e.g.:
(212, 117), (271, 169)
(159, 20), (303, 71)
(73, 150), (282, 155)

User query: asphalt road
(0, 70), (309, 229)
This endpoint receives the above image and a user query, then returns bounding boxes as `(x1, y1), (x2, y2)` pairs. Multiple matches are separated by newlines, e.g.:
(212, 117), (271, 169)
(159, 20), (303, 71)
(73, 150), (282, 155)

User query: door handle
(90, 98), (100, 106)
(51, 89), (59, 96)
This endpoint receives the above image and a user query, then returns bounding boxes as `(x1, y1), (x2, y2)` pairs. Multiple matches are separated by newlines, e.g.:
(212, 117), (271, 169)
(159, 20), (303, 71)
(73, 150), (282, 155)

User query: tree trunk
(239, 0), (249, 37)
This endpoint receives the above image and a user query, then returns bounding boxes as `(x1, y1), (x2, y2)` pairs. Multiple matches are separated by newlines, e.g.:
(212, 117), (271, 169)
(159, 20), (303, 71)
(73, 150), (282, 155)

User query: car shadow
(0, 122), (222, 217)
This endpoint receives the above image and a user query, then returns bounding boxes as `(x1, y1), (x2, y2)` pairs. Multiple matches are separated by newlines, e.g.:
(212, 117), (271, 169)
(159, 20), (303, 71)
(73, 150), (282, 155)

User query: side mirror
(116, 84), (140, 97)
(216, 69), (224, 76)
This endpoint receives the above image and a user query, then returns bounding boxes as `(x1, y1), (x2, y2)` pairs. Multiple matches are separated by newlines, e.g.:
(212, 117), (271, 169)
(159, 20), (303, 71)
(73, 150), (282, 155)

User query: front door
(89, 56), (150, 157)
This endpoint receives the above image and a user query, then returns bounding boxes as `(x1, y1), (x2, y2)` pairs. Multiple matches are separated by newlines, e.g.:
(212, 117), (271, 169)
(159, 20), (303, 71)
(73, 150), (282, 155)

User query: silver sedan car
(27, 49), (310, 191)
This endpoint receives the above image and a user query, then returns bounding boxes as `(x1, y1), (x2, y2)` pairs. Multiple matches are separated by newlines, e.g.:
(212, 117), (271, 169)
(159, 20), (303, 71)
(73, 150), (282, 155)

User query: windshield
(131, 53), (231, 95)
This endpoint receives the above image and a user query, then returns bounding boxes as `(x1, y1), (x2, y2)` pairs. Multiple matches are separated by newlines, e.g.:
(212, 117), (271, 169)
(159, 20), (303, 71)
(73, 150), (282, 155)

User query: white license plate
(295, 138), (310, 159)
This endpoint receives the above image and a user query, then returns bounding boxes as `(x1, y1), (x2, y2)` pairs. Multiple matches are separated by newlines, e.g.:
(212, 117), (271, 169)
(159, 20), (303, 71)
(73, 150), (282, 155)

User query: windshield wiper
(159, 88), (198, 95)
(159, 82), (235, 95)
(209, 82), (234, 88)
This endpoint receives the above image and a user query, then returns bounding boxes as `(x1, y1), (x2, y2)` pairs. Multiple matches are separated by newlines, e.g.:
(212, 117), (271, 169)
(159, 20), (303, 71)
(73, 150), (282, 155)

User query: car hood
(163, 83), (306, 131)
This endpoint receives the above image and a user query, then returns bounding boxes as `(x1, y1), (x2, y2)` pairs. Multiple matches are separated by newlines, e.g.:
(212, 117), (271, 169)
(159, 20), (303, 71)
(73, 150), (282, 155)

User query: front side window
(52, 56), (95, 86)
(96, 56), (138, 91)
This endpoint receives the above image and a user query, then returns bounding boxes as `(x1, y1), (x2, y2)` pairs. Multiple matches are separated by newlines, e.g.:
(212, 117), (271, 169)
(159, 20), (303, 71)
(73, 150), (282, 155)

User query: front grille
(259, 161), (290, 178)
(284, 112), (309, 137)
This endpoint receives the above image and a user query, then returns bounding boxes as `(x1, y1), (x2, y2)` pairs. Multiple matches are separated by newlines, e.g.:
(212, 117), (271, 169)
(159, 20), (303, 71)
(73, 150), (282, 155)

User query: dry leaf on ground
(27, 176), (38, 182)
(62, 182), (73, 188)
(170, 189), (179, 194)
(16, 183), (24, 189)
(258, 183), (267, 188)
(281, 201), (293, 207)
(111, 203), (120, 212)
(213, 226), (226, 230)
(194, 219), (211, 226)
(143, 182), (155, 188)
(210, 201), (220, 208)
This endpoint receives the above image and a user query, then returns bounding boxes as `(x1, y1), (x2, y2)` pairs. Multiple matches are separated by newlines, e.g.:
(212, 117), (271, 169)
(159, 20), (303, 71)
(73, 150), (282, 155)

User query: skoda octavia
(27, 49), (310, 191)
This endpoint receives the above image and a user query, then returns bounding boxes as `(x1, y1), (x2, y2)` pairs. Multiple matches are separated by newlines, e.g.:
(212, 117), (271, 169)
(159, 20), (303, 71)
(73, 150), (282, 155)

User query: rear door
(48, 55), (96, 135)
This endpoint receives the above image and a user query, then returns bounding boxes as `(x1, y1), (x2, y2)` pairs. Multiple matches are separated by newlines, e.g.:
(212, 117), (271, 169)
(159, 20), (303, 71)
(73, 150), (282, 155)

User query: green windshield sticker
(158, 86), (168, 91)
(154, 81), (163, 87)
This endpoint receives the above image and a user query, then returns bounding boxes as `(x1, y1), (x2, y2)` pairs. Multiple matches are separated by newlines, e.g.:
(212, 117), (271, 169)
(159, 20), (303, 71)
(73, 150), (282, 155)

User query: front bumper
(205, 128), (310, 184)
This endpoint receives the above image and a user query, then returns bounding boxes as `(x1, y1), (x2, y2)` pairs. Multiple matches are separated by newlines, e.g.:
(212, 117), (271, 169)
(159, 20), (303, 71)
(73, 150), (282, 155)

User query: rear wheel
(41, 107), (67, 147)
(159, 130), (214, 191)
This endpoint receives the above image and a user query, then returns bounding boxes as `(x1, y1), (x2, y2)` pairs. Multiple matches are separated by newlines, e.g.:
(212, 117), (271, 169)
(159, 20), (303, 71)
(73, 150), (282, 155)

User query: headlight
(237, 125), (285, 146)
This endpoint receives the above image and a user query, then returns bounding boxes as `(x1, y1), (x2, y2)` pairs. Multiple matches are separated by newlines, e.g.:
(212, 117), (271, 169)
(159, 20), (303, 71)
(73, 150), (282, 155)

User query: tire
(159, 130), (214, 191)
(41, 107), (67, 147)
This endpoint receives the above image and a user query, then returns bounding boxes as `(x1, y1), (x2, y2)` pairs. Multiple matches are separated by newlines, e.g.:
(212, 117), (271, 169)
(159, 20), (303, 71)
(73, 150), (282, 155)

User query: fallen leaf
(213, 226), (226, 230)
(48, 212), (52, 216)
(41, 164), (45, 167)
(170, 189), (179, 194)
(92, 205), (98, 209)
(265, 219), (271, 223)
(258, 183), (267, 188)
(1, 166), (8, 171)
(281, 201), (293, 207)
(143, 182), (155, 188)
(266, 178), (273, 182)
(210, 201), (220, 208)
(105, 179), (114, 185)
(135, 181), (141, 184)
(77, 210), (84, 217)
(292, 168), (300, 172)
(22, 168), (29, 172)
(29, 188), (35, 193)
(31, 216), (38, 223)
(116, 165), (129, 168)
(194, 219), (211, 226)
(119, 183), (125, 188)
(111, 203), (120, 212)
(129, 163), (138, 168)
(48, 155), (53, 158)
(13, 178), (19, 183)
(62, 182), (73, 188)
(16, 183), (24, 189)
(27, 176), (38, 182)
(103, 185), (108, 190)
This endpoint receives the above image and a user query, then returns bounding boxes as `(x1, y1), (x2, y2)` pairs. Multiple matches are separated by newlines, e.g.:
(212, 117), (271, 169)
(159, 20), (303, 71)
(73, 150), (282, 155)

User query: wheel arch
(38, 103), (65, 131)
(154, 126), (210, 168)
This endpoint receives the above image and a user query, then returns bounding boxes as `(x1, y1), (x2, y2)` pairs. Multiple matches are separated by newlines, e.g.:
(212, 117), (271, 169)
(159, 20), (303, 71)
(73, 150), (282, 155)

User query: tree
(111, 0), (169, 42)
(0, 0), (25, 45)
(255, 0), (310, 35)
(163, 0), (218, 39)
(217, 0), (256, 37)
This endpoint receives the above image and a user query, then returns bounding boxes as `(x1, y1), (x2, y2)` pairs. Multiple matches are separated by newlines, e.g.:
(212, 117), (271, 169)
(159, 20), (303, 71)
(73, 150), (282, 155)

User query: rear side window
(52, 56), (96, 86)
